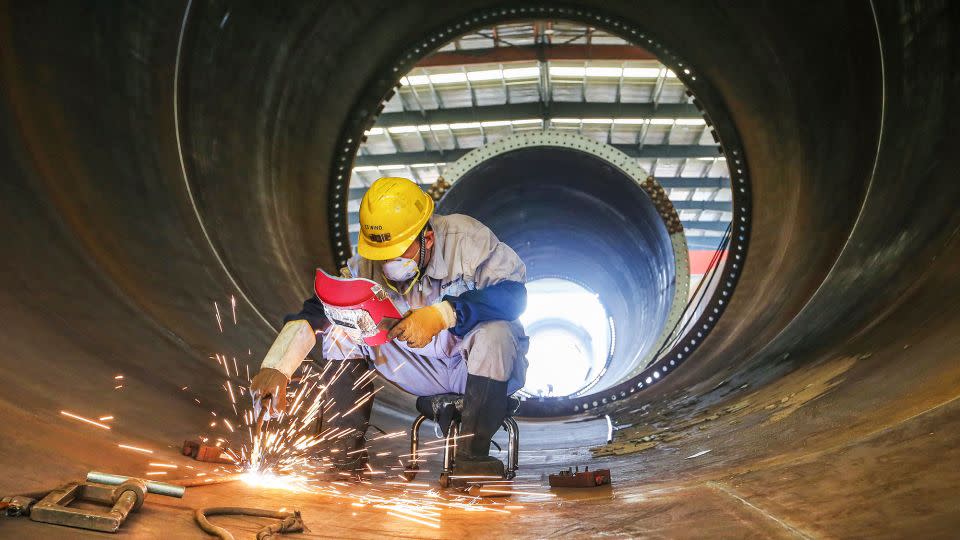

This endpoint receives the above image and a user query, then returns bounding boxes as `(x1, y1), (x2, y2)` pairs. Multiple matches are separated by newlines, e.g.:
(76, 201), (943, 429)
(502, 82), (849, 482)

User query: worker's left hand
(388, 302), (455, 348)
(250, 367), (290, 417)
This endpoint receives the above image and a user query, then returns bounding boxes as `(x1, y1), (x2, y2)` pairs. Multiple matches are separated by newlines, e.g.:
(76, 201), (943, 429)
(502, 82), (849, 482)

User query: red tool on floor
(182, 440), (234, 464)
(548, 466), (612, 488)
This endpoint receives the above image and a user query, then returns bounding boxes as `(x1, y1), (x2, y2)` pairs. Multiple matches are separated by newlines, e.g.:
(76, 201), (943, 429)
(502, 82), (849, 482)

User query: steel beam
(347, 231), (726, 250)
(347, 216), (730, 232)
(347, 177), (728, 200)
(417, 44), (657, 67)
(355, 144), (720, 167)
(376, 102), (702, 128)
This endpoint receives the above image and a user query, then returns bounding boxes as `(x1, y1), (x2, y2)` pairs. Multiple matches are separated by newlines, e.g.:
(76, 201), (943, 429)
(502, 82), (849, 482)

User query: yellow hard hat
(357, 177), (435, 260)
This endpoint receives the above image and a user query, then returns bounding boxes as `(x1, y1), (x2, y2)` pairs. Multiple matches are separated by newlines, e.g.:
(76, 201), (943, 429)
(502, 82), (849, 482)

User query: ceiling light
(466, 69), (501, 82)
(622, 67), (662, 78)
(400, 75), (430, 86)
(501, 67), (540, 79)
(580, 118), (614, 124)
(584, 67), (622, 77)
(549, 66), (586, 77)
(427, 72), (467, 85)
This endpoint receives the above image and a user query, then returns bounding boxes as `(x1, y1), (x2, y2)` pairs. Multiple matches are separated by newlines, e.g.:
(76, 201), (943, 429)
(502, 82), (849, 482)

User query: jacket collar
(424, 215), (447, 280)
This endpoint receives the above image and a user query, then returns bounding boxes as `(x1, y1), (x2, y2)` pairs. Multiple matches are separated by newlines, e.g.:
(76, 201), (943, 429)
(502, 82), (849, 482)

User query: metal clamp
(29, 473), (181, 533)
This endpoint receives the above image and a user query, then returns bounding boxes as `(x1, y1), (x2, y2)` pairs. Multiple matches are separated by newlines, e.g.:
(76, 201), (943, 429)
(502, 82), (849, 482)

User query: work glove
(387, 301), (457, 348)
(252, 319), (317, 419)
(250, 367), (290, 418)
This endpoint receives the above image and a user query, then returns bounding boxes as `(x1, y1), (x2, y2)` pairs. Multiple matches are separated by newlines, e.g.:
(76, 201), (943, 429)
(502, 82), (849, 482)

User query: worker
(250, 177), (528, 479)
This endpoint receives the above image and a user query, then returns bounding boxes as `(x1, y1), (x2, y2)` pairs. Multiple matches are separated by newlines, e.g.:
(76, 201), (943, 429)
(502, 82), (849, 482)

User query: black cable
(650, 221), (734, 362)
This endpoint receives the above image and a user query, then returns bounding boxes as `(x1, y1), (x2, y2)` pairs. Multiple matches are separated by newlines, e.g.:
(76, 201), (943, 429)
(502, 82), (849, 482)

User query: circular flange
(327, 4), (753, 417)
(440, 130), (690, 379)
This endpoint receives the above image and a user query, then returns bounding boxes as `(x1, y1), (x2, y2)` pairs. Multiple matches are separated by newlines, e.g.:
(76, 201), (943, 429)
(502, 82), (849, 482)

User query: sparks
(424, 433), (473, 445)
(214, 301), (223, 333)
(240, 471), (313, 492)
(477, 488), (556, 497)
(218, 354), (231, 377)
(149, 463), (178, 469)
(98, 415), (114, 421)
(60, 411), (111, 430)
(386, 511), (441, 529)
(230, 295), (237, 324)
(118, 443), (154, 454)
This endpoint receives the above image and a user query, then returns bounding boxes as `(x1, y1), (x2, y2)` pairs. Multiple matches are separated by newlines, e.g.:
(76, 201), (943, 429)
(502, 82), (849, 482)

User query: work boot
(314, 359), (374, 481)
(318, 447), (368, 481)
(452, 374), (509, 478)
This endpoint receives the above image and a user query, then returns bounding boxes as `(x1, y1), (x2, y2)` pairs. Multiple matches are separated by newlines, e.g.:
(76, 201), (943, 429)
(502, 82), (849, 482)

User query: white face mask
(381, 229), (428, 295)
(382, 257), (420, 284)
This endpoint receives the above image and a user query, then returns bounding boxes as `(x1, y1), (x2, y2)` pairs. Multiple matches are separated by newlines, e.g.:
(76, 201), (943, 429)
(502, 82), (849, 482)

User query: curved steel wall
(1, 1), (959, 535)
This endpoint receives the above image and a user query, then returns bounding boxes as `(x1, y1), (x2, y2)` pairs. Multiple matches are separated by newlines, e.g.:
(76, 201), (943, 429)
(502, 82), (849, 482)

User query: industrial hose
(194, 507), (306, 540)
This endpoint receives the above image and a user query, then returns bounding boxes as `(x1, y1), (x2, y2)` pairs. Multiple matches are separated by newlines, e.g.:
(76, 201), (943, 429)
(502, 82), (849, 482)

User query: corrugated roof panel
(348, 20), (732, 254)
(619, 82), (657, 103)
(668, 124), (705, 145)
(656, 161), (681, 178)
(697, 128), (716, 146)
(393, 133), (425, 153)
(382, 95), (406, 112)
(436, 88), (472, 109)
(658, 83), (689, 103)
(609, 126), (642, 145)
(584, 82), (620, 103)
(473, 85), (507, 106)
(551, 82), (585, 102)
(709, 159), (730, 177)
(454, 132), (484, 148)
(507, 83), (541, 103)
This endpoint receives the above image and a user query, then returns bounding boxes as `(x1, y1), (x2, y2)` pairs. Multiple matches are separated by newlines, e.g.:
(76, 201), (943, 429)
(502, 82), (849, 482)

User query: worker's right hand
(250, 367), (290, 417)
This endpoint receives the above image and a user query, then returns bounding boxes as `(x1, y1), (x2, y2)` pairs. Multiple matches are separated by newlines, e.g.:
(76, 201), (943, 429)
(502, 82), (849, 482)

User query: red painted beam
(689, 249), (728, 275)
(418, 44), (656, 67)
